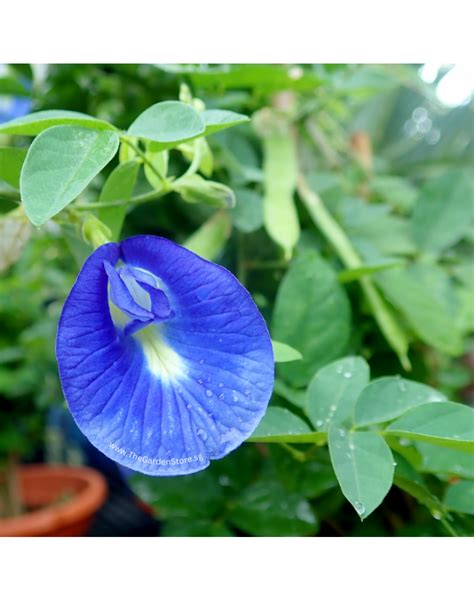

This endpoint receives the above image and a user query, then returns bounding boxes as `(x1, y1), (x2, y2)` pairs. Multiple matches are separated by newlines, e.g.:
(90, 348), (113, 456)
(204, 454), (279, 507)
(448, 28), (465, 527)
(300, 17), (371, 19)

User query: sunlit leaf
(0, 109), (115, 136)
(128, 101), (205, 149)
(272, 341), (302, 363)
(20, 125), (119, 225)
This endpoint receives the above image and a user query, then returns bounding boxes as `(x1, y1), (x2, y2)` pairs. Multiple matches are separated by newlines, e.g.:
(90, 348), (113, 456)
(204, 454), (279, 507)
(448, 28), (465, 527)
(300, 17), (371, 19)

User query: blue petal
(56, 235), (274, 476)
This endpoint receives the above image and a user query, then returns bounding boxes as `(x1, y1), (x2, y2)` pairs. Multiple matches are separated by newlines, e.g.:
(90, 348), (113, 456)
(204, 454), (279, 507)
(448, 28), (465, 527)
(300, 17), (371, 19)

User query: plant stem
(0, 190), (21, 202)
(0, 454), (22, 518)
(245, 260), (288, 270)
(74, 188), (168, 210)
(440, 516), (459, 537)
(120, 137), (168, 188)
(278, 442), (307, 462)
(296, 172), (411, 371)
(175, 139), (203, 183)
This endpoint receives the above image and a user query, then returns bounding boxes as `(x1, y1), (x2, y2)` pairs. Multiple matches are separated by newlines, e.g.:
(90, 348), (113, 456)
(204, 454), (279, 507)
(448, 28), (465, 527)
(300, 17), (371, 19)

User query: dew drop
(197, 378), (203, 385)
(218, 338), (223, 343)
(354, 501), (365, 516)
(199, 359), (204, 365)
(343, 372), (352, 379)
(205, 389), (213, 397)
(329, 404), (337, 412)
(218, 382), (224, 388)
(218, 393), (225, 401)
(348, 441), (355, 451)
(316, 420), (324, 428)
(186, 404), (192, 410)
(338, 428), (346, 437)
(431, 510), (442, 521)
(196, 428), (208, 441)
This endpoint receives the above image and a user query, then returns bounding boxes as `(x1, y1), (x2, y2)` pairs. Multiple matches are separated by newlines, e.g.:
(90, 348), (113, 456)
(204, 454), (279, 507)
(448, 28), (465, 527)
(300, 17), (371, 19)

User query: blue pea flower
(56, 235), (274, 476)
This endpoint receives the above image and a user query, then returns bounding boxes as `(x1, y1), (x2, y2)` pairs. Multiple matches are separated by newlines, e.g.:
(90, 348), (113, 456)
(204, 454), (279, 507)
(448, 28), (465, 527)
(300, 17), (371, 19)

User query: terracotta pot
(0, 464), (108, 537)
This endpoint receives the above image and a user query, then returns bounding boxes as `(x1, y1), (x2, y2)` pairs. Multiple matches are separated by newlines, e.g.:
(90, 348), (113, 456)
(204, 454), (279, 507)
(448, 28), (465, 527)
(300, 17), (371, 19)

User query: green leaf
(173, 174), (235, 209)
(229, 480), (319, 536)
(444, 480), (474, 515)
(272, 379), (307, 409)
(0, 147), (27, 189)
(261, 128), (299, 259)
(411, 170), (474, 254)
(0, 76), (30, 96)
(162, 519), (235, 537)
(249, 407), (326, 444)
(355, 376), (447, 427)
(386, 402), (474, 451)
(183, 210), (231, 261)
(127, 101), (205, 149)
(272, 340), (302, 363)
(328, 428), (394, 519)
(338, 259), (405, 283)
(416, 442), (474, 480)
(98, 160), (139, 241)
(337, 196), (416, 257)
(393, 453), (446, 515)
(202, 109), (250, 135)
(377, 263), (463, 356)
(370, 175), (417, 212)
(20, 126), (119, 225)
(231, 188), (263, 233)
(272, 249), (351, 388)
(131, 471), (224, 520)
(0, 109), (116, 136)
(269, 446), (338, 499)
(160, 64), (321, 93)
(306, 356), (370, 431)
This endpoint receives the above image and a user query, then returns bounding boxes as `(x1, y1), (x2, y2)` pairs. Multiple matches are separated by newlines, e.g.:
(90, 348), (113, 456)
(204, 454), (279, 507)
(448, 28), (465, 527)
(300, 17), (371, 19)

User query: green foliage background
(0, 64), (473, 536)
